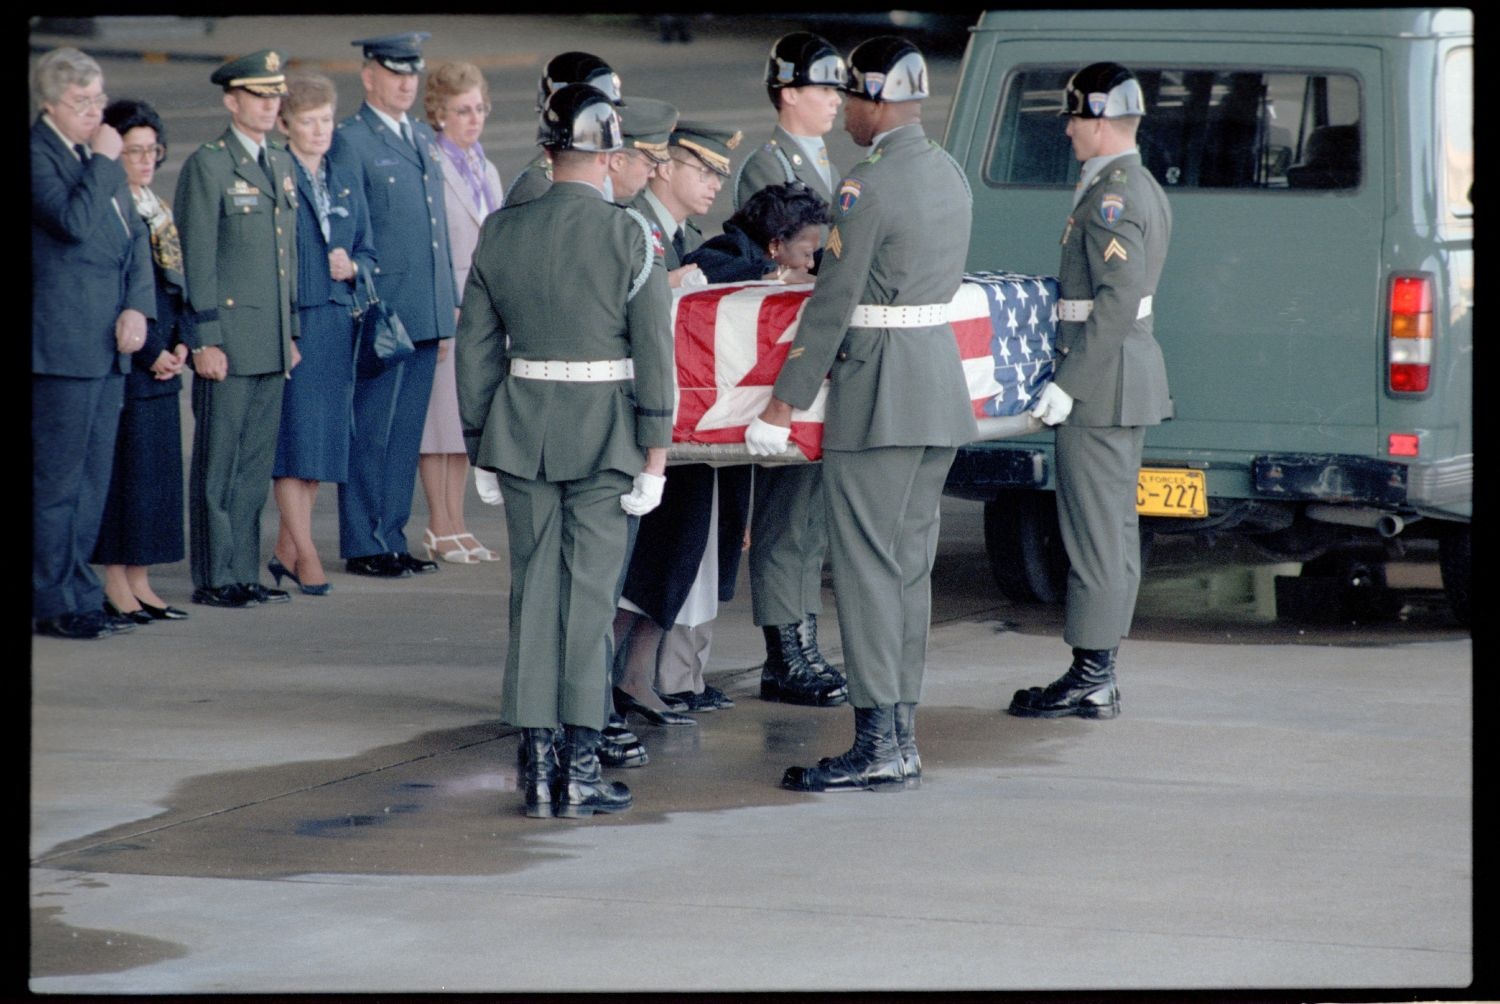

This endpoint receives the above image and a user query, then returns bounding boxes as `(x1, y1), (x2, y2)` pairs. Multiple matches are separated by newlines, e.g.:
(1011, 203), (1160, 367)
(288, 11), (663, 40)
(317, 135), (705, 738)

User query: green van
(941, 8), (1473, 623)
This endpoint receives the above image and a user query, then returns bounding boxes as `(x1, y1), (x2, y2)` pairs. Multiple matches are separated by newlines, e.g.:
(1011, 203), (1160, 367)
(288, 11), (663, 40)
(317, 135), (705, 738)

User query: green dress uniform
(770, 124), (976, 708)
(629, 188), (700, 269)
(456, 181), (674, 731)
(502, 152), (553, 208)
(733, 124), (838, 631)
(175, 126), (298, 591)
(1051, 151), (1173, 649)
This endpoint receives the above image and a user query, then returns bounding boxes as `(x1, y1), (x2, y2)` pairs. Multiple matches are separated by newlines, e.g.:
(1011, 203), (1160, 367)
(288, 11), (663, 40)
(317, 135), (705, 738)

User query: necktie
(671, 229), (686, 262)
(74, 143), (90, 162)
(401, 120), (415, 149)
(258, 146), (272, 181)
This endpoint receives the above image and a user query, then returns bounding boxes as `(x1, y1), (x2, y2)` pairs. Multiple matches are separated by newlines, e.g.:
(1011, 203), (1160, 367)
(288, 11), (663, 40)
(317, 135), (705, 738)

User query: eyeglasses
(122, 143), (166, 162)
(670, 154), (721, 183)
(61, 93), (109, 115)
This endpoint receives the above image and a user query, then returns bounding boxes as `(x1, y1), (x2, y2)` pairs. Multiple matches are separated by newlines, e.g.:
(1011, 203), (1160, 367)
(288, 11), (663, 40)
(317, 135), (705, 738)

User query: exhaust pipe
(1306, 504), (1405, 538)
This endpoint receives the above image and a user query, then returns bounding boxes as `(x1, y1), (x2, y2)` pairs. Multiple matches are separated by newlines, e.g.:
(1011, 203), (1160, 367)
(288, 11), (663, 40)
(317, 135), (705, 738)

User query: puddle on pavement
(33, 683), (1061, 884)
(31, 904), (189, 978)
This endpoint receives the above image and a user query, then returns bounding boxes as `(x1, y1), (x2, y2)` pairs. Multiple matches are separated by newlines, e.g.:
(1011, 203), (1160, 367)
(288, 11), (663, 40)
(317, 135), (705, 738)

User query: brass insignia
(1108, 167), (1127, 183)
(265, 51), (281, 72)
(726, 130), (743, 150)
(283, 174), (294, 194)
(1061, 216), (1074, 245)
(788, 346), (806, 359)
(826, 225), (843, 259)
(1103, 237), (1128, 263)
(792, 153), (802, 166)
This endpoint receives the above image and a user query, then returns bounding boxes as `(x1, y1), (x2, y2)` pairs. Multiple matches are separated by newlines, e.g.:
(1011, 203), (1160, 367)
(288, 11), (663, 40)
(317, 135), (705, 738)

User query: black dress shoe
(192, 585), (256, 608)
(345, 554), (411, 578)
(104, 600), (154, 626)
(35, 611), (113, 640)
(135, 597), (189, 620)
(663, 688), (734, 713)
(397, 551), (440, 574)
(100, 607), (139, 633)
(242, 583), (291, 604)
(613, 687), (697, 727)
(657, 690), (691, 712)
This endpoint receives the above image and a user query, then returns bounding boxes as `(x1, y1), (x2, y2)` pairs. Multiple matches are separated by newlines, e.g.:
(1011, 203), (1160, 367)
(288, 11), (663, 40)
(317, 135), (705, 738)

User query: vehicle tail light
(1388, 433), (1420, 457)
(1388, 274), (1433, 394)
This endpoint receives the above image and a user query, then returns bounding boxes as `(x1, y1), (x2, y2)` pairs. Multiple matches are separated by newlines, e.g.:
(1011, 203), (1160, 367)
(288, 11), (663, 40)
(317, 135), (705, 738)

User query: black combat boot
(759, 624), (848, 706)
(520, 727), (559, 819)
(1008, 648), (1120, 719)
(781, 706), (906, 792)
(796, 613), (848, 690)
(598, 728), (649, 768)
(554, 725), (634, 818)
(894, 702), (921, 787)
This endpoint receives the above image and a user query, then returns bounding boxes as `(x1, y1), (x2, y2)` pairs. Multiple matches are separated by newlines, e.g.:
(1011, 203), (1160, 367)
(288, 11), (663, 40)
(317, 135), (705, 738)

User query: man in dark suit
(456, 85), (674, 819)
(747, 37), (977, 792)
(31, 47), (153, 640)
(175, 50), (299, 610)
(1009, 63), (1173, 721)
(332, 31), (457, 578)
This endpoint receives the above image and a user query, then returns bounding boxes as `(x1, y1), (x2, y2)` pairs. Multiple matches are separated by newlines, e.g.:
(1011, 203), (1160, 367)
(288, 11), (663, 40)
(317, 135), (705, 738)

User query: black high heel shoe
(612, 688), (697, 727)
(269, 556), (332, 596)
(134, 597), (189, 620)
(104, 600), (154, 626)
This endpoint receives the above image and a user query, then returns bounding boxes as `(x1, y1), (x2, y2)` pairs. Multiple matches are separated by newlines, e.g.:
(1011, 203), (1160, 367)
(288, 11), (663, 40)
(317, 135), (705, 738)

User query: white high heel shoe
(455, 533), (500, 562)
(424, 528), (478, 564)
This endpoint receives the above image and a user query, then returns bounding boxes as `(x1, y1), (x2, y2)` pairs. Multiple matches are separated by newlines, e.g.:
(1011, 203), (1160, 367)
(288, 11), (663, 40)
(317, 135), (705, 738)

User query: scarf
(131, 184), (184, 291)
(294, 155), (334, 244)
(436, 133), (501, 215)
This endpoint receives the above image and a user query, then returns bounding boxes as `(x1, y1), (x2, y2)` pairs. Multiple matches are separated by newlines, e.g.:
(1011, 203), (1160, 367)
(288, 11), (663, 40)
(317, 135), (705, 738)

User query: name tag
(232, 194), (260, 208)
(374, 157), (400, 167)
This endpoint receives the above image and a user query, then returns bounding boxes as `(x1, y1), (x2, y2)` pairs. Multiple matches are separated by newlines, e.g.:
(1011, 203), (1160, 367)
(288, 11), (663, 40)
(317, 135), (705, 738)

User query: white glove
(620, 472), (666, 516)
(744, 416), (792, 457)
(1030, 383), (1074, 426)
(474, 467), (503, 505)
(679, 266), (708, 288)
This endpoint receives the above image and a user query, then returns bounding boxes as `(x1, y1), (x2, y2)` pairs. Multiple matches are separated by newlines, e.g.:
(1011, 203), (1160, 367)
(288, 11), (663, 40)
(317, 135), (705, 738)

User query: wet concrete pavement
(29, 486), (1474, 993)
(27, 14), (1477, 996)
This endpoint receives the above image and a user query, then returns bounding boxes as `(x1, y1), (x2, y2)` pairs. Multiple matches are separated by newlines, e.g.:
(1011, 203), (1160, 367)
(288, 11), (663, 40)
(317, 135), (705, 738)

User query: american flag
(669, 271), (1058, 461)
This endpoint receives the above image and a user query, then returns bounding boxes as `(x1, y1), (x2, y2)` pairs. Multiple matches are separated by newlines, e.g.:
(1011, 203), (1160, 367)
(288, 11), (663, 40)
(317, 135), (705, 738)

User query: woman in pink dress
(418, 61), (503, 563)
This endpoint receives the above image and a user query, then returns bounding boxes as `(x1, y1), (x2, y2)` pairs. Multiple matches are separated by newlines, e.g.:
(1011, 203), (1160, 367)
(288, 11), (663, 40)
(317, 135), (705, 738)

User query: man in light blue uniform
(332, 31), (457, 578)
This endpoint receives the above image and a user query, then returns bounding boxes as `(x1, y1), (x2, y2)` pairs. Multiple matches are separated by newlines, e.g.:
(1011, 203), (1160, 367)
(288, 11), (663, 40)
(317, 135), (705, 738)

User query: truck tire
(983, 491), (1069, 604)
(1438, 524), (1471, 627)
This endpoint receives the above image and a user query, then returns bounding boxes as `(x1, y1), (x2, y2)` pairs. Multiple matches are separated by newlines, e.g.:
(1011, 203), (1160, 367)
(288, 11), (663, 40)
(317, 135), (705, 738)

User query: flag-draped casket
(666, 271), (1060, 462)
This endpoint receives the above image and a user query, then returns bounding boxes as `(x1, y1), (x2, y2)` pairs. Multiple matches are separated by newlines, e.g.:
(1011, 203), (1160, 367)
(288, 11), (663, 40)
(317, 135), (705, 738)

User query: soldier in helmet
(733, 31), (851, 710)
(174, 49), (300, 610)
(455, 83), (675, 819)
(1008, 62), (1173, 721)
(504, 51), (624, 207)
(746, 37), (977, 793)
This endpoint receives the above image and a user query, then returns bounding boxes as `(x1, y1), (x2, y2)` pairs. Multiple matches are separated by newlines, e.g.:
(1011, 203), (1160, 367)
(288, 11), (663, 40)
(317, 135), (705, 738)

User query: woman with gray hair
(266, 72), (377, 596)
(32, 46), (154, 640)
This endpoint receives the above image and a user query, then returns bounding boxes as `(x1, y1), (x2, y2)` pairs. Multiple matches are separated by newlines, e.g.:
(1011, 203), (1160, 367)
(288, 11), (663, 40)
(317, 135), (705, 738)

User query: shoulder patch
(836, 178), (862, 214)
(1099, 193), (1125, 227)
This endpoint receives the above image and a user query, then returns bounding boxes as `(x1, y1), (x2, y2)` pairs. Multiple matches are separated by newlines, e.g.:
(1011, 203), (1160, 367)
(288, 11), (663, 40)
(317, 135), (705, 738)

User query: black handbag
(353, 268), (414, 375)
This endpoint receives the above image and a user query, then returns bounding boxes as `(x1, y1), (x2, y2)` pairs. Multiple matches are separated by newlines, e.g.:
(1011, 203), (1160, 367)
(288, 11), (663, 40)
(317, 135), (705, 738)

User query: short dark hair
(730, 181), (831, 249)
(103, 98), (166, 152)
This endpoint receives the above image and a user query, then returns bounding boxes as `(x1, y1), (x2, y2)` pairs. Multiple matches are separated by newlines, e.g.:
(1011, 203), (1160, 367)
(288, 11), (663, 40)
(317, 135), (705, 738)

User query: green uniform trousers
(189, 372), (284, 590)
(1055, 423), (1148, 650)
(822, 445), (956, 708)
(749, 463), (828, 626)
(499, 468), (633, 731)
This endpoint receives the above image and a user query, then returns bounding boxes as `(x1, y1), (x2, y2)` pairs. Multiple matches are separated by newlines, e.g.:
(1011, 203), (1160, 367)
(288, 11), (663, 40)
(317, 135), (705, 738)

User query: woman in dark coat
(613, 183), (830, 716)
(267, 73), (376, 595)
(92, 99), (190, 622)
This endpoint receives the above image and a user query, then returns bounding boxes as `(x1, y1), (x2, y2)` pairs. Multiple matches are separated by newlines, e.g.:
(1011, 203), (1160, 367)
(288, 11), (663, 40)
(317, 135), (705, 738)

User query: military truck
(940, 8), (1473, 624)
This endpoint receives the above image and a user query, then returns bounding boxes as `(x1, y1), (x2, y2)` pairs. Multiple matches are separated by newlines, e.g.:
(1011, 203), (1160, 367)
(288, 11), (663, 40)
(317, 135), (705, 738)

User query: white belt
(847, 302), (952, 328)
(1056, 295), (1153, 322)
(510, 358), (634, 382)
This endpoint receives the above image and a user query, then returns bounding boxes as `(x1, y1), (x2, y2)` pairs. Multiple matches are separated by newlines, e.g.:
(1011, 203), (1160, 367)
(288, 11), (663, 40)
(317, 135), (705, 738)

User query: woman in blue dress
(268, 73), (376, 595)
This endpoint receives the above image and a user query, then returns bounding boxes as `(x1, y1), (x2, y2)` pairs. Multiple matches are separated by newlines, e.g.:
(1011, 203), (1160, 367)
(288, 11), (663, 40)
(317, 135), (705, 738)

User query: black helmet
(537, 51), (623, 111)
(842, 36), (929, 103)
(537, 82), (623, 153)
(1062, 62), (1146, 119)
(765, 32), (847, 90)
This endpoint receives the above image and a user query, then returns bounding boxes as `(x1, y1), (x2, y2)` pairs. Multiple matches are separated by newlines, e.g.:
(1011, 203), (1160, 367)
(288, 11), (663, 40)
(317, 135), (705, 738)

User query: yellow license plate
(1137, 468), (1207, 517)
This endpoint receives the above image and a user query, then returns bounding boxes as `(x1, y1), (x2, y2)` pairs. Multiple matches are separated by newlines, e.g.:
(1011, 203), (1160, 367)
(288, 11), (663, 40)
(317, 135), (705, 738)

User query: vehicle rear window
(1442, 47), (1473, 219)
(986, 67), (1363, 191)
